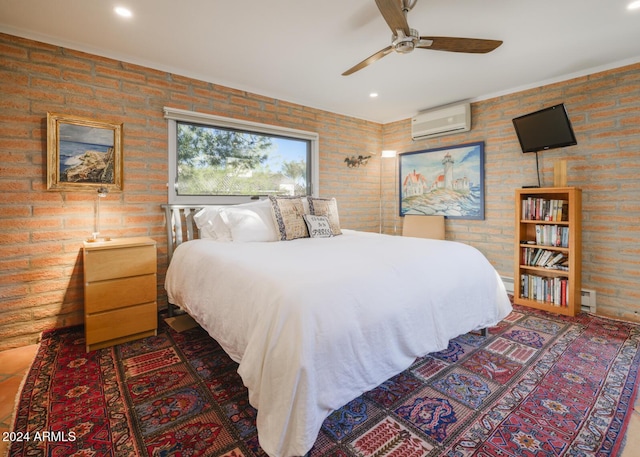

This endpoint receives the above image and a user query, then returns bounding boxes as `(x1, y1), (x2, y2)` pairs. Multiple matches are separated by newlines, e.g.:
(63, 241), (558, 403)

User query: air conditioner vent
(412, 103), (471, 140)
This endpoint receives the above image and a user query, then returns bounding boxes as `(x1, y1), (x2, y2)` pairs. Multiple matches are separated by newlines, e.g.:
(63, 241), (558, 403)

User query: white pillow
(303, 214), (333, 238)
(220, 199), (279, 242)
(193, 206), (232, 241)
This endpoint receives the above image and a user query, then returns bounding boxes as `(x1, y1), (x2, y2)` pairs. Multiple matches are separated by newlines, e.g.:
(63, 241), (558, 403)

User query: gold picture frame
(47, 113), (123, 191)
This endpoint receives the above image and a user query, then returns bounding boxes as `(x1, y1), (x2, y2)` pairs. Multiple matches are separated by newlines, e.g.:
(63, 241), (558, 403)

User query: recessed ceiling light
(369, 92), (379, 98)
(114, 6), (133, 18)
(628, 0), (640, 10)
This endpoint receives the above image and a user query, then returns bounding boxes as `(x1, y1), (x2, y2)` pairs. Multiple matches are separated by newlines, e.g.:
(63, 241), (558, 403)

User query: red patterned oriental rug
(8, 305), (640, 457)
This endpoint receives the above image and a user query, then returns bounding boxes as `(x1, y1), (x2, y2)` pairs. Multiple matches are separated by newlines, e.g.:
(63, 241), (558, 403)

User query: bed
(163, 201), (512, 457)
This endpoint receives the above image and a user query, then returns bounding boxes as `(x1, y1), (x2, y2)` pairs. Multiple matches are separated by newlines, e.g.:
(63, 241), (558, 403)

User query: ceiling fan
(342, 0), (503, 76)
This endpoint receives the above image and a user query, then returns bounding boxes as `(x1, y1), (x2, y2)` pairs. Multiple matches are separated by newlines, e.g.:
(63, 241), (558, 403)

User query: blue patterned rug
(8, 304), (640, 457)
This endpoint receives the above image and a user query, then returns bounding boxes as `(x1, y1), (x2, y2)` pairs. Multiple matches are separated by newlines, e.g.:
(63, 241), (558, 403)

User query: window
(164, 107), (319, 204)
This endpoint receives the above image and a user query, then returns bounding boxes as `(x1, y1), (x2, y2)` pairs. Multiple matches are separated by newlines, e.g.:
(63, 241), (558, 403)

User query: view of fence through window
(176, 122), (310, 197)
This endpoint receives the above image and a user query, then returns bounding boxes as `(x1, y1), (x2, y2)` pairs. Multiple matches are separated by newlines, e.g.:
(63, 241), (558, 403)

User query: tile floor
(0, 344), (38, 457)
(1, 343), (639, 456)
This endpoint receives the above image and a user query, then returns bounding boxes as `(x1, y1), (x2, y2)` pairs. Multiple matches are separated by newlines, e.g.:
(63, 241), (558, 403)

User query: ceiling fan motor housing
(393, 28), (419, 53)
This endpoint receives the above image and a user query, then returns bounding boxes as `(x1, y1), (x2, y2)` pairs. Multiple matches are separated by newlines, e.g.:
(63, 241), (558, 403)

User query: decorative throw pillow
(303, 215), (333, 238)
(307, 197), (342, 235)
(269, 196), (309, 241)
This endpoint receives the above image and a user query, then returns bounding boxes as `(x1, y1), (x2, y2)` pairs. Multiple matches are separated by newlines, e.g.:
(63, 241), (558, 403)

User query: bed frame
(162, 204), (206, 316)
(162, 204), (204, 262)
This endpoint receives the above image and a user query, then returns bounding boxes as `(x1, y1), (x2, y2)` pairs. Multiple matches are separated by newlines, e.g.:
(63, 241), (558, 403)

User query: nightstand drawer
(85, 302), (157, 345)
(84, 244), (156, 282)
(85, 274), (157, 313)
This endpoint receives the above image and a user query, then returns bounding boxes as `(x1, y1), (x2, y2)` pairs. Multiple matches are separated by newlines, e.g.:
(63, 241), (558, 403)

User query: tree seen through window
(176, 122), (309, 197)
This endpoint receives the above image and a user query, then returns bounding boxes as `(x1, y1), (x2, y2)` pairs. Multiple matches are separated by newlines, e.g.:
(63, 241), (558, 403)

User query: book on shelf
(520, 274), (569, 306)
(546, 252), (566, 267)
(553, 261), (569, 272)
(537, 250), (553, 266)
(522, 197), (568, 222)
(520, 247), (567, 268)
(534, 224), (569, 248)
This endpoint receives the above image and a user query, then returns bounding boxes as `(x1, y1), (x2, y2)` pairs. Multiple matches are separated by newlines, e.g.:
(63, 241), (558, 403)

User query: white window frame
(164, 107), (319, 204)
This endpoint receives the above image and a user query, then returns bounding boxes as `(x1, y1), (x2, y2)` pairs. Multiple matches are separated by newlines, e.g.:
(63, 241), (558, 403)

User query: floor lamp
(380, 150), (397, 234)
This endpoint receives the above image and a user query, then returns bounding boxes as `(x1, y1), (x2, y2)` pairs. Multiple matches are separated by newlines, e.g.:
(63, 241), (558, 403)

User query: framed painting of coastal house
(399, 141), (484, 220)
(47, 113), (123, 191)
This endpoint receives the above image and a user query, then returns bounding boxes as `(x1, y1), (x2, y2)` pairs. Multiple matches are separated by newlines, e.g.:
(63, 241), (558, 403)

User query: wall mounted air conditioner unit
(411, 102), (471, 140)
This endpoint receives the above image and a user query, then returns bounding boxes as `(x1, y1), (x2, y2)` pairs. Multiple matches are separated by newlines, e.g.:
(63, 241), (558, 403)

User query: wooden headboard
(162, 204), (204, 261)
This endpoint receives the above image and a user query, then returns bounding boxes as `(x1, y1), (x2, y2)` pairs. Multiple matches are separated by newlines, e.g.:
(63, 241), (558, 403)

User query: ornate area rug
(8, 305), (640, 457)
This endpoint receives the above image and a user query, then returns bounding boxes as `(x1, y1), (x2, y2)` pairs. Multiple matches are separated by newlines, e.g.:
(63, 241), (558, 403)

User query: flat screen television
(512, 103), (577, 153)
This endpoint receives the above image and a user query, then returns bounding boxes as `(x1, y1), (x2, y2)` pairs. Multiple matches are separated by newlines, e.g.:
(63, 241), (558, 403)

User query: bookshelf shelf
(514, 187), (582, 316)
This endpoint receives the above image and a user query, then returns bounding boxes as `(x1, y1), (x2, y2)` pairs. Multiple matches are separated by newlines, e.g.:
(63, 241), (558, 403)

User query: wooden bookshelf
(514, 187), (582, 316)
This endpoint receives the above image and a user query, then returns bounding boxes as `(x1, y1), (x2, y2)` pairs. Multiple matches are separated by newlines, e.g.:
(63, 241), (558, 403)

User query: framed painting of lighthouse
(399, 142), (484, 220)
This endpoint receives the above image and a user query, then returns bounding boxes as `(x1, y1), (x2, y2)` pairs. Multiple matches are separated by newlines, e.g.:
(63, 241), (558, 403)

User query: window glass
(177, 122), (310, 197)
(165, 108), (318, 204)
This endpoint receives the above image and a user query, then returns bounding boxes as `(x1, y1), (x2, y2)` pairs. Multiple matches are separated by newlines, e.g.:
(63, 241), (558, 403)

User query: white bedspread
(165, 230), (512, 457)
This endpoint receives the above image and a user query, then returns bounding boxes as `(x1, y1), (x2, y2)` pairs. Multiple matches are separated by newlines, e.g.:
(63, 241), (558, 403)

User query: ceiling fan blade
(342, 46), (394, 76)
(375, 0), (410, 35)
(417, 36), (503, 53)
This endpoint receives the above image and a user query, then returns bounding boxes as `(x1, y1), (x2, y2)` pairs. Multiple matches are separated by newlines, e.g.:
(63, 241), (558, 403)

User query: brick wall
(0, 33), (382, 350)
(383, 64), (640, 323)
(1, 32), (639, 350)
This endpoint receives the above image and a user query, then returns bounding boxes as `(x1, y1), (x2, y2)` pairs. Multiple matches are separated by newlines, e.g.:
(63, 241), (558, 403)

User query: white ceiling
(2, 0), (640, 123)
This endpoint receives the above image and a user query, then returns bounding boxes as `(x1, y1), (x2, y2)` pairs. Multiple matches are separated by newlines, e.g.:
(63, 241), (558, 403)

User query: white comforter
(165, 230), (512, 457)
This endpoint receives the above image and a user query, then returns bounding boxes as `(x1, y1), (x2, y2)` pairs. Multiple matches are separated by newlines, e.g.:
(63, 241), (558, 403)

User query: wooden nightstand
(82, 237), (158, 352)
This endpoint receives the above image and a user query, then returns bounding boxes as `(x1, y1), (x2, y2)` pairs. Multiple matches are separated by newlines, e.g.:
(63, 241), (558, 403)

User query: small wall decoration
(47, 113), (123, 191)
(344, 155), (371, 168)
(399, 142), (484, 220)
